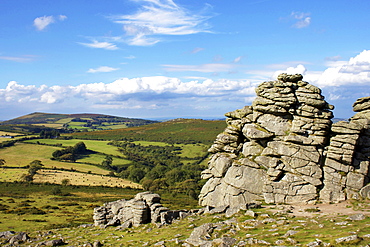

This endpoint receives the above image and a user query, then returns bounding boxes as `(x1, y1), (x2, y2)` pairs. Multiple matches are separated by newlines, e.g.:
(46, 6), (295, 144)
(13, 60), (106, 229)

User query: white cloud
(58, 15), (67, 21)
(79, 40), (119, 50)
(111, 0), (213, 46)
(33, 15), (67, 31)
(0, 77), (256, 109)
(290, 11), (311, 28)
(34, 16), (54, 31)
(233, 56), (243, 63)
(315, 50), (370, 87)
(273, 64), (307, 78)
(87, 66), (120, 73)
(191, 47), (204, 54)
(269, 51), (370, 88)
(0, 55), (37, 63)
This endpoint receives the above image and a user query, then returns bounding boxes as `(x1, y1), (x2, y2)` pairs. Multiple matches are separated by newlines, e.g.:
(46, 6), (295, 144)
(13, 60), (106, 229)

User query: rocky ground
(1, 199), (369, 246)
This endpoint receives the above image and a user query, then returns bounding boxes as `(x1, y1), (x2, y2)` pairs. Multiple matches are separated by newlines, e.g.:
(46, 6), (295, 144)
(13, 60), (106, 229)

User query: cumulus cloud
(79, 40), (119, 50)
(33, 15), (66, 31)
(87, 66), (120, 73)
(273, 64), (307, 78)
(315, 50), (370, 87)
(111, 0), (213, 46)
(0, 77), (256, 113)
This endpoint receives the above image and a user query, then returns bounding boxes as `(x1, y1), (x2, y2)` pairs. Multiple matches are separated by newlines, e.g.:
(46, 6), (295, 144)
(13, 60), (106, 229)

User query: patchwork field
(0, 143), (111, 174)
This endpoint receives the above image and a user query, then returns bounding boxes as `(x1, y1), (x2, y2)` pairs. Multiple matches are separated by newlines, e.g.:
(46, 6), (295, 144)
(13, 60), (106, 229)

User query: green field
(71, 118), (225, 144)
(24, 139), (125, 157)
(0, 143), (110, 174)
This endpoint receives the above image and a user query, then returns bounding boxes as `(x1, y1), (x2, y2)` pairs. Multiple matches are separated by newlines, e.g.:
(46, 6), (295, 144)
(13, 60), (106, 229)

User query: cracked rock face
(199, 73), (370, 207)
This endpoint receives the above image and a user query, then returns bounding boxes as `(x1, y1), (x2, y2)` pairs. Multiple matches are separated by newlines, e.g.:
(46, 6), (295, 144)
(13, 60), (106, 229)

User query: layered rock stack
(199, 74), (370, 208)
(320, 96), (370, 202)
(94, 191), (189, 228)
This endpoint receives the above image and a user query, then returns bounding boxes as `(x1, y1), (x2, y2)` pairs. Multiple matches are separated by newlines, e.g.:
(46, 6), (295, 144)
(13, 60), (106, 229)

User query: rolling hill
(0, 112), (158, 133)
(71, 118), (226, 145)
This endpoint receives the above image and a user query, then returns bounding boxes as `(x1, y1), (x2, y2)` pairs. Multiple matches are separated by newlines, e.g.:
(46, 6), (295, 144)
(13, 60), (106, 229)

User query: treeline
(109, 141), (207, 198)
(39, 130), (60, 139)
(0, 124), (71, 135)
(51, 142), (89, 162)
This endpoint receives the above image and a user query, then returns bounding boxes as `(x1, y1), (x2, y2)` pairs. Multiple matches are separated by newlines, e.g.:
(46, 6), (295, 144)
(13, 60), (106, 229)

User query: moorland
(0, 112), (225, 232)
(0, 112), (369, 246)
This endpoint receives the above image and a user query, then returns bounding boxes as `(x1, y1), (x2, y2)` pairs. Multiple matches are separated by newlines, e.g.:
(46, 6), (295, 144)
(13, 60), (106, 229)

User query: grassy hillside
(71, 118), (226, 145)
(0, 112), (158, 133)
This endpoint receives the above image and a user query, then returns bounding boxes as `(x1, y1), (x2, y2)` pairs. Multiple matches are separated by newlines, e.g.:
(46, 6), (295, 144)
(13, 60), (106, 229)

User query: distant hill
(0, 112), (158, 134)
(72, 118), (226, 145)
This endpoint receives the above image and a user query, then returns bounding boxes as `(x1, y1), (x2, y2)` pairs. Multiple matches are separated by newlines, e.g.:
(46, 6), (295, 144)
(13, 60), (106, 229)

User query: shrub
(51, 187), (63, 195)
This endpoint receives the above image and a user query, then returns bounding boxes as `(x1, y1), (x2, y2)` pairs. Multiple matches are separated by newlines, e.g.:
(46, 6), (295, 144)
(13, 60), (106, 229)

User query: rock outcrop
(199, 74), (370, 208)
(93, 191), (192, 228)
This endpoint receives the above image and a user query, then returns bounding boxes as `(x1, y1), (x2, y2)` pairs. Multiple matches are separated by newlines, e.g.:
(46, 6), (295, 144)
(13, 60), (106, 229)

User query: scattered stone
(306, 238), (322, 247)
(9, 232), (30, 245)
(185, 223), (215, 246)
(348, 213), (366, 221)
(283, 230), (298, 238)
(0, 231), (15, 238)
(245, 237), (271, 245)
(245, 210), (257, 218)
(335, 234), (361, 244)
(93, 240), (103, 247)
(212, 237), (237, 246)
(36, 239), (66, 246)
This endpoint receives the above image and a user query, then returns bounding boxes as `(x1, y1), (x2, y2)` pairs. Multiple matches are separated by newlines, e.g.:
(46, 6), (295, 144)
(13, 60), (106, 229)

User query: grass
(71, 119), (226, 144)
(3, 200), (369, 246)
(133, 141), (209, 158)
(33, 123), (64, 128)
(24, 139), (125, 157)
(33, 170), (141, 188)
(0, 181), (369, 246)
(0, 183), (144, 232)
(0, 131), (23, 136)
(0, 143), (111, 174)
(0, 182), (195, 233)
(0, 168), (28, 182)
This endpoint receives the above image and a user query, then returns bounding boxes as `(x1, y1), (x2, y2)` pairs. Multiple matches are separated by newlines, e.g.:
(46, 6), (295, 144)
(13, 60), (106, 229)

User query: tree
(59, 153), (76, 162)
(128, 168), (146, 183)
(0, 159), (5, 167)
(74, 142), (87, 154)
(61, 178), (70, 186)
(20, 173), (34, 182)
(29, 160), (44, 176)
(102, 155), (113, 168)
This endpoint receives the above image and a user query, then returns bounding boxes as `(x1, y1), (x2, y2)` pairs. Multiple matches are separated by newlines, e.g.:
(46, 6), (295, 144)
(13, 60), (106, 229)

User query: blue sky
(1, 0), (370, 120)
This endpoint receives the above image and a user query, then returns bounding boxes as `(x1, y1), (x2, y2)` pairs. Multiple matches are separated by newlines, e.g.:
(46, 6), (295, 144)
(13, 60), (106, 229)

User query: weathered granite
(199, 74), (370, 207)
(93, 191), (191, 228)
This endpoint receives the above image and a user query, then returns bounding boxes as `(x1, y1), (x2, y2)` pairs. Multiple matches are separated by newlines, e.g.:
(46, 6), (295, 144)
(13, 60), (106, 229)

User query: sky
(1, 0), (370, 120)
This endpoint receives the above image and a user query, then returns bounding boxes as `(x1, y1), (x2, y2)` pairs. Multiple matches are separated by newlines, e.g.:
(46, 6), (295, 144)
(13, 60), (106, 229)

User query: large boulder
(199, 74), (370, 207)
